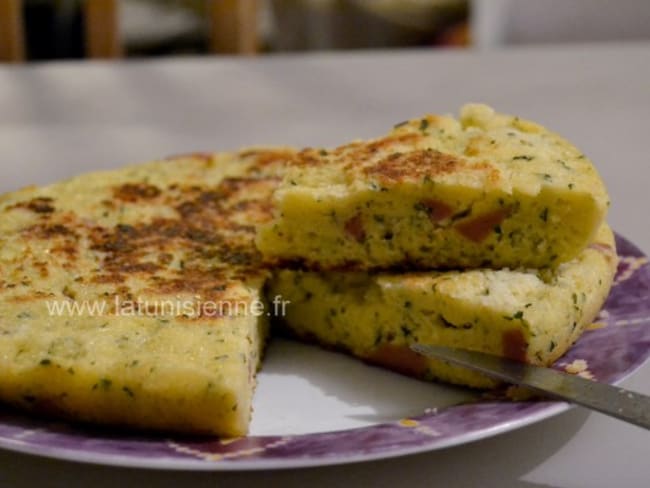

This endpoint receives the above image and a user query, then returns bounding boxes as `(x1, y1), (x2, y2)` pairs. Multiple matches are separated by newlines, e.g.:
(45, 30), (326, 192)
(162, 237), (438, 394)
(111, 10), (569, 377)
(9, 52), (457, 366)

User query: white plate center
(250, 339), (478, 435)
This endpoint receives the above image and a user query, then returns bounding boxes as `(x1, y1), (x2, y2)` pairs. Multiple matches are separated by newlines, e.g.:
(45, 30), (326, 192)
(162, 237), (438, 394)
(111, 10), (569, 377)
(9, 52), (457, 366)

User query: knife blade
(410, 344), (650, 430)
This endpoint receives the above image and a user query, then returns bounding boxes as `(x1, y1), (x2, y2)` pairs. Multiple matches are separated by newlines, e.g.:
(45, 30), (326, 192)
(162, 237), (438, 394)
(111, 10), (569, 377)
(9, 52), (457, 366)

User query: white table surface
(0, 42), (649, 487)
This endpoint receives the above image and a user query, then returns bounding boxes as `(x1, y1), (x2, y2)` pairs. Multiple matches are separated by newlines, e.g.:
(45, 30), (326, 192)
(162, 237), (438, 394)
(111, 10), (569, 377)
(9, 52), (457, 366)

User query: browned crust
(164, 151), (214, 163)
(364, 149), (463, 184)
(113, 183), (161, 202)
(0, 150), (292, 307)
(8, 196), (56, 214)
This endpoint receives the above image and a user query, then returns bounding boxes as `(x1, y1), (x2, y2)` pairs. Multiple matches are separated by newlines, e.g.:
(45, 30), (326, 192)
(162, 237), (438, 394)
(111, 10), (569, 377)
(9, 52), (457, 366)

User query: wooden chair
(0, 0), (258, 62)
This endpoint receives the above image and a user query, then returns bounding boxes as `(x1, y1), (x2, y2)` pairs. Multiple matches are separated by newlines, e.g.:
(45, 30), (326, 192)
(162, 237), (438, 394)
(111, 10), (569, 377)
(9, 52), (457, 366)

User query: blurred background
(1, 0), (649, 62)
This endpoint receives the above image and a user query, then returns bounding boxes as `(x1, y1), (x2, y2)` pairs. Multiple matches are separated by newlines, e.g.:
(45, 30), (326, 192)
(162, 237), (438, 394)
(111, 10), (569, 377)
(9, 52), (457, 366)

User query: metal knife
(411, 344), (650, 430)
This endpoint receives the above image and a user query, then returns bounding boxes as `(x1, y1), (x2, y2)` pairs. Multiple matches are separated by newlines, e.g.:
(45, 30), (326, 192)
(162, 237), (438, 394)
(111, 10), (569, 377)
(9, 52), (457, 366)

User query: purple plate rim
(0, 232), (648, 471)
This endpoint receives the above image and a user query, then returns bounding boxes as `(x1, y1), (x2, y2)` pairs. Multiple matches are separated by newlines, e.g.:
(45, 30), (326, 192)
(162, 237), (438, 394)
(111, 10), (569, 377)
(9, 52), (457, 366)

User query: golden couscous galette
(0, 106), (614, 436)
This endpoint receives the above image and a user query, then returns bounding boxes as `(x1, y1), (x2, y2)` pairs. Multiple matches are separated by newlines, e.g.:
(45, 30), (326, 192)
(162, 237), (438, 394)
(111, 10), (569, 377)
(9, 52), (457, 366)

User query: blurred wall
(473, 0), (650, 48)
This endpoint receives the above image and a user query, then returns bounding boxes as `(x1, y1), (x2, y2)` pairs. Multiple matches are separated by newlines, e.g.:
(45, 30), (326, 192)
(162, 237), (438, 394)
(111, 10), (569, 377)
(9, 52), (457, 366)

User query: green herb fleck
(450, 208), (471, 221)
(97, 378), (112, 391)
(39, 358), (51, 366)
(440, 315), (457, 328)
(374, 330), (383, 346)
(62, 285), (76, 300)
(539, 208), (549, 222)
(419, 119), (429, 132)
(513, 155), (534, 161)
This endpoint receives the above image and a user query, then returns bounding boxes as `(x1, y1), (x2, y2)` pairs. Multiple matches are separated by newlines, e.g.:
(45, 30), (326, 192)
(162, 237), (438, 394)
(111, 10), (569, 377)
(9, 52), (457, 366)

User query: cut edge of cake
(269, 224), (617, 388)
(257, 104), (609, 271)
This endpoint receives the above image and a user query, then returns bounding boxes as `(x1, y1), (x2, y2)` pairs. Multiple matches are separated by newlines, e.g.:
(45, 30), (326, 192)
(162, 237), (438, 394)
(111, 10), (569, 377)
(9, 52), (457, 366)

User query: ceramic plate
(0, 234), (648, 470)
